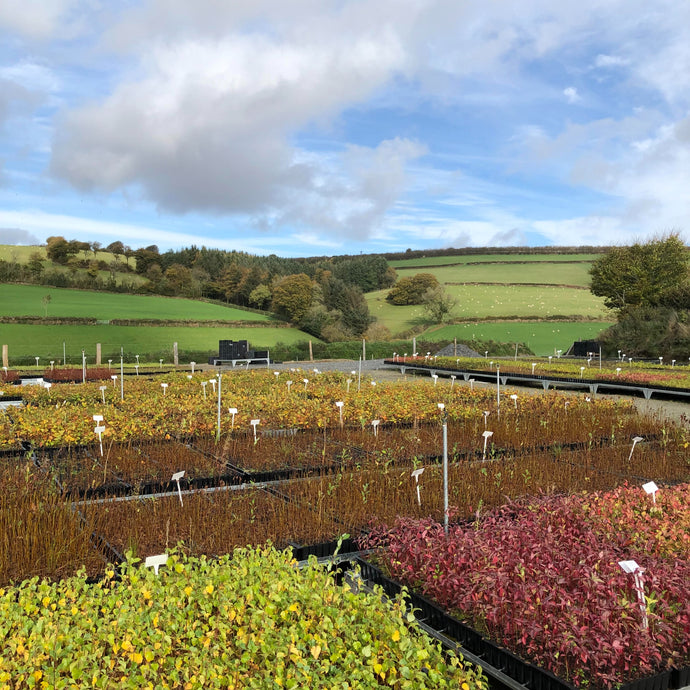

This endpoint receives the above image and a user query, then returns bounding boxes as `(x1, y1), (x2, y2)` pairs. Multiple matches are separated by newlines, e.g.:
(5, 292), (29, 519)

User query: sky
(0, 1), (689, 257)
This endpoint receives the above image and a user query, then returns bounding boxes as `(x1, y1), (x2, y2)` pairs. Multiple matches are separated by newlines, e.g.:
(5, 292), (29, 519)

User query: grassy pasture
(0, 284), (272, 321)
(0, 323), (312, 362)
(388, 253), (601, 268)
(366, 283), (609, 334)
(0, 243), (123, 266)
(394, 261), (593, 287)
(424, 321), (613, 356)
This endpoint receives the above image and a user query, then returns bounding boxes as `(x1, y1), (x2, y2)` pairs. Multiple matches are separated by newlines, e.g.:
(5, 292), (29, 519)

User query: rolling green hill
(0, 284), (272, 321)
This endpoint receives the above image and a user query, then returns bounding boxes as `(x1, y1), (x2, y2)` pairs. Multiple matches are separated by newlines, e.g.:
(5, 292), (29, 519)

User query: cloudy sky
(0, 1), (689, 256)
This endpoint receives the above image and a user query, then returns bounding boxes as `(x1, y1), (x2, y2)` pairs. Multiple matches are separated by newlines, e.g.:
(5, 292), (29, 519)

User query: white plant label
(642, 481), (659, 504)
(371, 419), (380, 437)
(172, 470), (185, 506)
(618, 560), (648, 629)
(145, 554), (168, 576)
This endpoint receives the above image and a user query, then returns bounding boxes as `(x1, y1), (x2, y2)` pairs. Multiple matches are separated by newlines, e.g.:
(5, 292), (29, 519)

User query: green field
(367, 284), (608, 333)
(388, 253), (601, 268)
(394, 262), (593, 287)
(0, 284), (272, 321)
(424, 321), (613, 356)
(0, 324), (311, 362)
(0, 243), (124, 266)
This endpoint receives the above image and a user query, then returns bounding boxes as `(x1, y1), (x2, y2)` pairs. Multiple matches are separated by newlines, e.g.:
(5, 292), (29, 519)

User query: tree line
(2, 238), (400, 342)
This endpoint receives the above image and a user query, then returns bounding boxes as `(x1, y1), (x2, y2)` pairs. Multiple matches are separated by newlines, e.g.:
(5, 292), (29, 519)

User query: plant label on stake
(642, 481), (659, 504)
(209, 379), (216, 394)
(335, 401), (344, 428)
(172, 470), (185, 506)
(618, 560), (648, 629)
(371, 419), (380, 437)
(228, 408), (237, 431)
(450, 375), (456, 389)
(482, 430), (493, 460)
(286, 380), (292, 392)
(145, 554), (168, 576)
(628, 436), (644, 462)
(250, 419), (260, 444)
(93, 415), (105, 457)
(201, 381), (207, 399)
(432, 374), (438, 386)
(190, 361), (196, 374)
(483, 410), (489, 428)
(99, 385), (107, 403)
(510, 393), (518, 409)
(111, 374), (117, 388)
(346, 378), (352, 393)
(469, 378), (475, 390)
(161, 383), (168, 395)
(411, 467), (424, 506)
(303, 378), (309, 391)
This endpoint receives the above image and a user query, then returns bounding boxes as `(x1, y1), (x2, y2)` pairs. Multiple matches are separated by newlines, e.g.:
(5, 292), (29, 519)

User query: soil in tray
(280, 444), (690, 534)
(92, 488), (343, 557)
(0, 463), (106, 585)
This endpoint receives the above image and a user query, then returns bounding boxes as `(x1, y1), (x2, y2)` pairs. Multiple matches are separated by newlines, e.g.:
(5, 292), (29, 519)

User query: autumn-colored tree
(386, 273), (440, 305)
(271, 273), (314, 323)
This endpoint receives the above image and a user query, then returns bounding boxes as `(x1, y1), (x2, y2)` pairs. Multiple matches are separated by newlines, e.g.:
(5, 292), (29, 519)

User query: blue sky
(0, 1), (689, 257)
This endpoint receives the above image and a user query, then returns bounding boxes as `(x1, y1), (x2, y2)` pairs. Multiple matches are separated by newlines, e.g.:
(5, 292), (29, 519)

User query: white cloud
(594, 54), (630, 68)
(563, 87), (580, 104)
(0, 0), (83, 40)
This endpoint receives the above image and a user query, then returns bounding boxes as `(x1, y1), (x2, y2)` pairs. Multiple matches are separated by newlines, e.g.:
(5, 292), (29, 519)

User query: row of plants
(404, 355), (690, 390)
(17, 435), (686, 585)
(3, 369), (676, 454)
(0, 545), (488, 687)
(361, 483), (690, 689)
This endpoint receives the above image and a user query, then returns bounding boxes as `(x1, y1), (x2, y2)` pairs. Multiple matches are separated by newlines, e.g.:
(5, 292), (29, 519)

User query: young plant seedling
(145, 553), (168, 576)
(172, 470), (185, 506)
(618, 560), (648, 629)
(411, 467), (424, 506)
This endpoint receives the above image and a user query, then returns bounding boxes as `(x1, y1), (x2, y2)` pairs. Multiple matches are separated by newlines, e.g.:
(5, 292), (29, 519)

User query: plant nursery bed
(91, 487), (343, 558)
(360, 483), (690, 689)
(353, 557), (684, 690)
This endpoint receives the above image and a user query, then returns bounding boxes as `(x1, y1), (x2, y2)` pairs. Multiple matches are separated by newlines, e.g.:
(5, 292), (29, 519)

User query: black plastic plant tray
(289, 536), (359, 562)
(354, 558), (683, 690)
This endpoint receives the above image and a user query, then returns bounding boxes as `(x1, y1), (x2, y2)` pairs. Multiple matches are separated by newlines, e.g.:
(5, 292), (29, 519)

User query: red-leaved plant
(361, 485), (690, 688)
